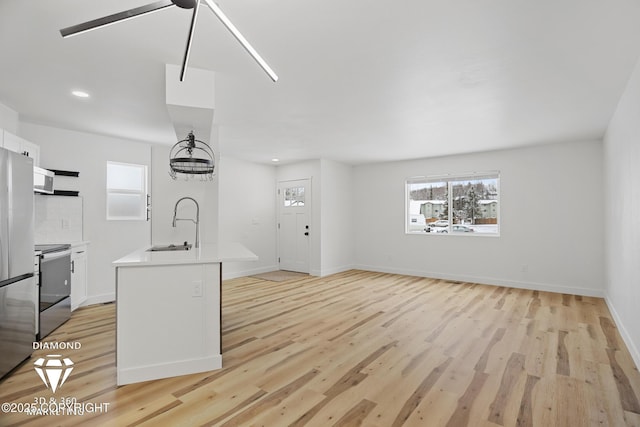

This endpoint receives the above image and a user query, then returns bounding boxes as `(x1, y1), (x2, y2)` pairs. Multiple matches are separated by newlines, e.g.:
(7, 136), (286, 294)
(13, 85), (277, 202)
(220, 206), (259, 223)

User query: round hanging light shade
(169, 131), (215, 180)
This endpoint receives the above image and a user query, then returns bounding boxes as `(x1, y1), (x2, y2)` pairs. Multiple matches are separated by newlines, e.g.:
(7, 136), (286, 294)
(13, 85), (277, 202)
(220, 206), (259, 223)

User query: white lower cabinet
(70, 244), (88, 311)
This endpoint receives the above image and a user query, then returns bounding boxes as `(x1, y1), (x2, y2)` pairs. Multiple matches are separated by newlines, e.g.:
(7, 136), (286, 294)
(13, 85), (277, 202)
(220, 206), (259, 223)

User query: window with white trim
(406, 172), (500, 235)
(106, 161), (148, 220)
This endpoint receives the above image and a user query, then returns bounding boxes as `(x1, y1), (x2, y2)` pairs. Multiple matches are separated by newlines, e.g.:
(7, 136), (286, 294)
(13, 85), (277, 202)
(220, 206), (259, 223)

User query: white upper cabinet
(1, 129), (21, 152)
(1, 129), (40, 166)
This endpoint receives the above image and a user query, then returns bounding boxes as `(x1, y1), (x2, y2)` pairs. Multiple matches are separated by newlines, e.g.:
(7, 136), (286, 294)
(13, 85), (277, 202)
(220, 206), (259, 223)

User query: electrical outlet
(192, 280), (203, 297)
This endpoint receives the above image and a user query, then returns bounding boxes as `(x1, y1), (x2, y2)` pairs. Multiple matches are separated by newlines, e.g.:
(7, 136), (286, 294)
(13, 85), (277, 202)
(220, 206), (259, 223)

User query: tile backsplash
(35, 195), (83, 243)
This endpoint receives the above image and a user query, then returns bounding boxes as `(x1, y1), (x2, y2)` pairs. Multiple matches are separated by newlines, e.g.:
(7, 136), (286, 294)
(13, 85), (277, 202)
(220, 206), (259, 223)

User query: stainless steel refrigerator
(0, 147), (36, 379)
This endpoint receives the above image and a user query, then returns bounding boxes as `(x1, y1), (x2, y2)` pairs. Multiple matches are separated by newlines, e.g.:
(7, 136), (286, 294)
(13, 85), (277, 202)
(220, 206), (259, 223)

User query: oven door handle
(41, 249), (72, 260)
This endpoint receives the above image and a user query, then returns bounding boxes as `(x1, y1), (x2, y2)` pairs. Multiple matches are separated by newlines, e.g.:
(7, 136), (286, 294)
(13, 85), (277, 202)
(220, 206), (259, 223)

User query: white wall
(353, 140), (605, 296)
(603, 57), (640, 368)
(320, 159), (354, 276)
(223, 157), (354, 278)
(0, 101), (18, 133)
(20, 122), (152, 305)
(277, 160), (322, 275)
(218, 156), (277, 278)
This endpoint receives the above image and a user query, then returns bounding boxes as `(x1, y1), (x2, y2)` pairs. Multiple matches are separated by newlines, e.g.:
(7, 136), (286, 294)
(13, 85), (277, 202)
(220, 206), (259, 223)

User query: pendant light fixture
(169, 131), (215, 180)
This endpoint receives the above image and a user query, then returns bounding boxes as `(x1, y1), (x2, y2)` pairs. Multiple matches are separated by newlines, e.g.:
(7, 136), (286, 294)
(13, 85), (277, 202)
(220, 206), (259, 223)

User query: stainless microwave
(34, 166), (54, 194)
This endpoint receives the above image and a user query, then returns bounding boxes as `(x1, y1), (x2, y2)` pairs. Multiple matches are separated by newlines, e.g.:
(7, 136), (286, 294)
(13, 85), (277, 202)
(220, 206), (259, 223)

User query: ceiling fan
(60, 0), (278, 82)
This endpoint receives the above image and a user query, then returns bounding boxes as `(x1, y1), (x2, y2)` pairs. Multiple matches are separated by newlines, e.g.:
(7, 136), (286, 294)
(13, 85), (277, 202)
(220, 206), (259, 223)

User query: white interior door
(278, 179), (310, 273)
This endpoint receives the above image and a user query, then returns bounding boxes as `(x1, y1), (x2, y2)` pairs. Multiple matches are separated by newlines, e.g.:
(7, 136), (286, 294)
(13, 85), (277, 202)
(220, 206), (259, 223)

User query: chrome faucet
(172, 197), (200, 248)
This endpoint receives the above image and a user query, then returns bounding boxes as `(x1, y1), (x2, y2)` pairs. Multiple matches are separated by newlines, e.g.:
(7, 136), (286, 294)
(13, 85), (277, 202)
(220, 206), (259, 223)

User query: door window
(284, 187), (305, 207)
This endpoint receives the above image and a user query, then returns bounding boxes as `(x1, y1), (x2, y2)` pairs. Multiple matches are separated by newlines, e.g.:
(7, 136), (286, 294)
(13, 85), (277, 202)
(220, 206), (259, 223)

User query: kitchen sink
(147, 243), (192, 252)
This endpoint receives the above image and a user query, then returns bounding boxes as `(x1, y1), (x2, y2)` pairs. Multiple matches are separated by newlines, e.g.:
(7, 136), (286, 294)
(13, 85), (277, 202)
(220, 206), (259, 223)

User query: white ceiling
(1, 0), (640, 165)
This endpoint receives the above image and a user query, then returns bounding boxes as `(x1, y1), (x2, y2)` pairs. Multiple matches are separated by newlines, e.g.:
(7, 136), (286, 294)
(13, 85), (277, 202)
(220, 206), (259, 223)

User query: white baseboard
(223, 264), (355, 279)
(353, 264), (605, 298)
(117, 355), (222, 386)
(604, 295), (640, 370)
(318, 264), (355, 277)
(222, 264), (279, 280)
(83, 293), (115, 306)
(226, 263), (605, 297)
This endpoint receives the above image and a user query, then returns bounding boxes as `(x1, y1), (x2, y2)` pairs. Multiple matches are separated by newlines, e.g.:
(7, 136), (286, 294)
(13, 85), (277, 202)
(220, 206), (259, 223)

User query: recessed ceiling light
(71, 90), (90, 98)
(271, 158), (280, 162)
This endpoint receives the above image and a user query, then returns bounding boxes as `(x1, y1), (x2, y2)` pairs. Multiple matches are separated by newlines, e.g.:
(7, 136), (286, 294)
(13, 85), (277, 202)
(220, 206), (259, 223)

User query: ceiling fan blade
(180, 0), (201, 81)
(201, 0), (278, 82)
(60, 0), (176, 38)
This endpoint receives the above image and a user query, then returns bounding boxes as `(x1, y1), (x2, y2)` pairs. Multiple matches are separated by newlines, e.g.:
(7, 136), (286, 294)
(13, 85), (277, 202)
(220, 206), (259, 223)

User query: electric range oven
(35, 244), (71, 339)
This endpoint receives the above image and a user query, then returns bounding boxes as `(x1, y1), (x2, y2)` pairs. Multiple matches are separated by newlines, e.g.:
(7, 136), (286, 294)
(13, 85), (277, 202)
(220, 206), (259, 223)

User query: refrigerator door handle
(0, 149), (8, 282)
(0, 236), (6, 281)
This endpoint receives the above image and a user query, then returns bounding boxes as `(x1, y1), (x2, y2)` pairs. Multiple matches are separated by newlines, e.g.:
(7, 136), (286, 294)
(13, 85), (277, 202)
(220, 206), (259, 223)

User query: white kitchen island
(113, 243), (257, 386)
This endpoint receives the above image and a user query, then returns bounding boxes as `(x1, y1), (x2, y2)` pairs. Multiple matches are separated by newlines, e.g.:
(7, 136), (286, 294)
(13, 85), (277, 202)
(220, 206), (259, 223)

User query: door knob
(304, 232), (309, 236)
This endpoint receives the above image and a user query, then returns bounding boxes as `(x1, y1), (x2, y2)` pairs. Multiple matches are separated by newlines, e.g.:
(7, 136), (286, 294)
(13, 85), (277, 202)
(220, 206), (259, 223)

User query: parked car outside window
(428, 220), (449, 228)
(437, 224), (475, 233)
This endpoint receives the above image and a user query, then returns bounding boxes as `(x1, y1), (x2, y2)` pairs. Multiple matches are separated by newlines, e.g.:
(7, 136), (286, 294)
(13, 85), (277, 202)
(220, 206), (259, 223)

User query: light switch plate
(192, 280), (203, 297)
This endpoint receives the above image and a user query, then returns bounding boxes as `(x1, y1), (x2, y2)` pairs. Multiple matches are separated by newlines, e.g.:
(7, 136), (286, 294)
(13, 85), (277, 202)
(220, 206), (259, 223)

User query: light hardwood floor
(1, 270), (639, 426)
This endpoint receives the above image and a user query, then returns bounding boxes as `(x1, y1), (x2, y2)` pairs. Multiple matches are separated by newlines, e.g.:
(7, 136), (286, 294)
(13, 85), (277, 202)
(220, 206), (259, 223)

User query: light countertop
(35, 240), (90, 247)
(113, 242), (258, 267)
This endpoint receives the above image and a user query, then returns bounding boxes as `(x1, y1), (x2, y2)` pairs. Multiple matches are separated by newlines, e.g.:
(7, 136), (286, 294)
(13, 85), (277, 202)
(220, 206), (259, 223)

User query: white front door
(277, 179), (310, 273)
